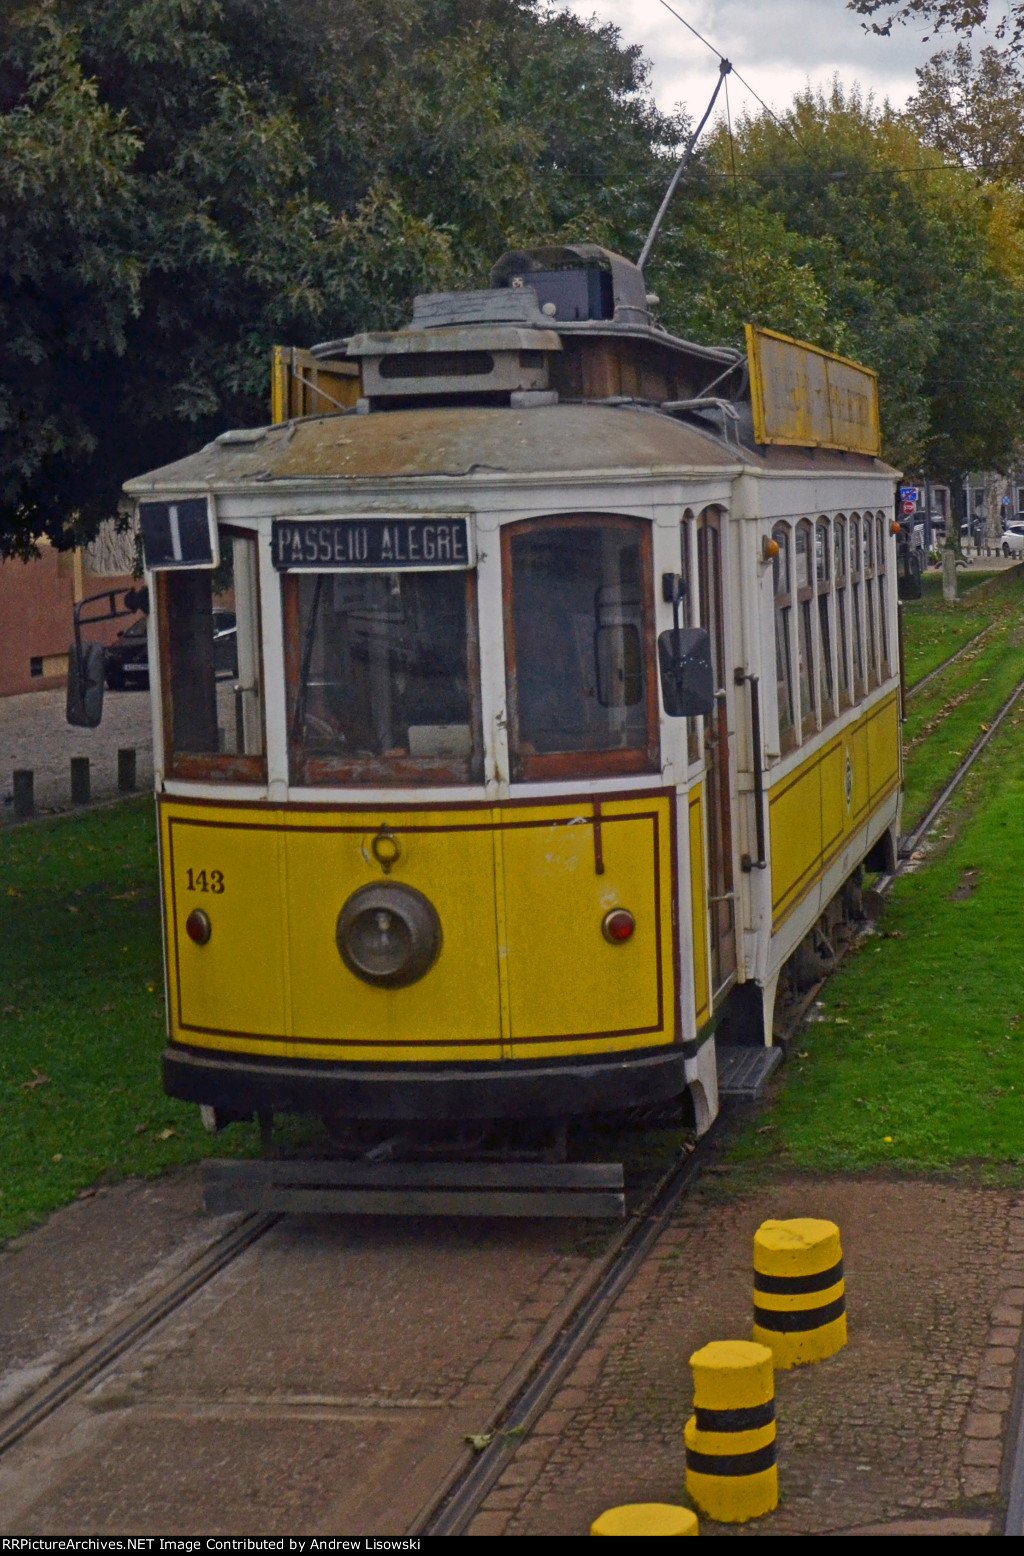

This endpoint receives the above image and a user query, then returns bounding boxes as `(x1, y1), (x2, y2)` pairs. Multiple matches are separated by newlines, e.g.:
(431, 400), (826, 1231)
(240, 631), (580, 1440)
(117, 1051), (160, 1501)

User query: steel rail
(0, 1211), (277, 1459)
(905, 628), (987, 701)
(418, 1126), (719, 1536)
(876, 673), (1024, 896)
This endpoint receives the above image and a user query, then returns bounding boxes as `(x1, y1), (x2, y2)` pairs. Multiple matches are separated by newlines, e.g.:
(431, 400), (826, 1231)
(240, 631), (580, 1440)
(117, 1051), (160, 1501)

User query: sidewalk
(470, 1174), (1023, 1537)
(0, 687), (153, 823)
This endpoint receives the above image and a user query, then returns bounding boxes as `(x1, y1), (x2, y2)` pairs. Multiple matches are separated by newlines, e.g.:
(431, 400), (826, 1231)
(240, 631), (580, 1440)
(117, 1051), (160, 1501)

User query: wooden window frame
(849, 511), (866, 702)
(862, 513), (880, 688)
(503, 512), (660, 783)
(794, 519), (817, 738)
(876, 511), (892, 676)
(282, 569), (484, 788)
(158, 526), (267, 784)
(833, 515), (852, 710)
(772, 522), (797, 754)
(815, 518), (835, 726)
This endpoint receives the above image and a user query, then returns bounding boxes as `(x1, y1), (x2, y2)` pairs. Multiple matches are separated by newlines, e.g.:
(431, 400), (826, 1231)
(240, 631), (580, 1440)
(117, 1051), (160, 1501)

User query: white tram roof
(124, 403), (894, 499)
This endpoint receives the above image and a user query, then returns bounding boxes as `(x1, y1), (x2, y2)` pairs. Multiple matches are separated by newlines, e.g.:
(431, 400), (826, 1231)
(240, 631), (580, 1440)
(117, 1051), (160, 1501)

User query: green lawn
(734, 695), (1024, 1176)
(901, 567), (1020, 686)
(0, 801), (262, 1240)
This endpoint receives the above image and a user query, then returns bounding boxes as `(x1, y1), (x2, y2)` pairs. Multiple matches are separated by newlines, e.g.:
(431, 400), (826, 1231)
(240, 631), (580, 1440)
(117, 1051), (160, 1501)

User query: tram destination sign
(272, 515), (473, 571)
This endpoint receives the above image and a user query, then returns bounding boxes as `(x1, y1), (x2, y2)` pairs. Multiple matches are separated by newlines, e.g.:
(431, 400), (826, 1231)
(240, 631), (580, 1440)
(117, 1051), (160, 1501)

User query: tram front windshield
(292, 571), (472, 763)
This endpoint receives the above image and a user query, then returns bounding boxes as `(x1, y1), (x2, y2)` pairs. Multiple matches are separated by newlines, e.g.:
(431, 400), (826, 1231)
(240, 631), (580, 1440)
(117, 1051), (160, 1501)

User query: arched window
(795, 520), (816, 733)
(849, 512), (865, 699)
(815, 519), (834, 723)
(863, 514), (878, 685)
(834, 517), (850, 706)
(773, 524), (795, 748)
(875, 512), (890, 673)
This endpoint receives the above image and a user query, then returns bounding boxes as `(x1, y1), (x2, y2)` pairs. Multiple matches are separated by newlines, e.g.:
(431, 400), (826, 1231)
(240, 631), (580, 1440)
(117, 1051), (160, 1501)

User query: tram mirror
(66, 641), (106, 728)
(595, 624), (643, 707)
(658, 626), (713, 717)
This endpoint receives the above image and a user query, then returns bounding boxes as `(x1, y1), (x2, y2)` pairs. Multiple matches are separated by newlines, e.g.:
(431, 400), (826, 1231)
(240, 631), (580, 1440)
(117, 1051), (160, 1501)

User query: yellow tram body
(160, 791), (678, 1066)
(115, 244), (903, 1133)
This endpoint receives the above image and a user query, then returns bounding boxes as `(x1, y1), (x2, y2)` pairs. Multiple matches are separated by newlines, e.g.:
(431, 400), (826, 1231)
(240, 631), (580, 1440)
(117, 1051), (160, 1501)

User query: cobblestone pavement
(469, 1176), (1024, 1538)
(0, 687), (152, 823)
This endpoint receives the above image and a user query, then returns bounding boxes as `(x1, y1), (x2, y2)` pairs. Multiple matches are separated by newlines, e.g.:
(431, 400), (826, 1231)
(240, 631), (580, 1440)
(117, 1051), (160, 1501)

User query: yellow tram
(109, 245), (900, 1137)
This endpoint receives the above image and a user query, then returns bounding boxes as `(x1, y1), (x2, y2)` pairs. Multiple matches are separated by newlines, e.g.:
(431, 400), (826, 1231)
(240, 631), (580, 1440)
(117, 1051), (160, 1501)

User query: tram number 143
(186, 869), (225, 894)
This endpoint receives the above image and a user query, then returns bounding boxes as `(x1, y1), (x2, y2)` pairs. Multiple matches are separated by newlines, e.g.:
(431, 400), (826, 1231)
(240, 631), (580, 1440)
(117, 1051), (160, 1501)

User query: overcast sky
(556, 0), (998, 123)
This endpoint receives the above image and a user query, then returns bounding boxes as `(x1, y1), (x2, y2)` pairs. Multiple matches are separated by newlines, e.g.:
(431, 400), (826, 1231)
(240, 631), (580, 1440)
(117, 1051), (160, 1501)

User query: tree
(0, 18), (141, 558)
(648, 83), (1024, 483)
(849, 1), (1024, 54)
(0, 0), (681, 556)
(907, 43), (1024, 175)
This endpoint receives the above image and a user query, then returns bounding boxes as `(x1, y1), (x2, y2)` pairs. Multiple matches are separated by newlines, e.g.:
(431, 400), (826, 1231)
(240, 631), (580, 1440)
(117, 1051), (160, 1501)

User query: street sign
(1003, 495), (1011, 506)
(899, 486), (917, 501)
(900, 500), (915, 515)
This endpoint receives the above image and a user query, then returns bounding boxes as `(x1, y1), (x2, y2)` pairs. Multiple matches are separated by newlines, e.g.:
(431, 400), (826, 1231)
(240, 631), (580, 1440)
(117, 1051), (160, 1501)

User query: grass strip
(900, 622), (1024, 830)
(0, 801), (265, 1242)
(732, 696), (1024, 1176)
(900, 569), (1020, 685)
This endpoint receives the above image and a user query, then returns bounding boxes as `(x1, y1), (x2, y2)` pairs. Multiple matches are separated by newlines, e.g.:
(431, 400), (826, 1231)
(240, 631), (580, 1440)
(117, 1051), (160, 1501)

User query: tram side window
(834, 517), (850, 706)
(287, 570), (479, 783)
(772, 525), (796, 750)
(849, 514), (865, 698)
(795, 521), (816, 733)
(863, 515), (878, 684)
(876, 512), (890, 673)
(505, 516), (658, 779)
(160, 531), (265, 777)
(815, 520), (834, 723)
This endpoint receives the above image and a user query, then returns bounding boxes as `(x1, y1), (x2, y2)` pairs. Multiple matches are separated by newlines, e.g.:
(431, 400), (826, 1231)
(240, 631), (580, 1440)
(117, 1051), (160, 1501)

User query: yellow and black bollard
(591, 1504), (699, 1536)
(684, 1339), (777, 1523)
(752, 1217), (846, 1369)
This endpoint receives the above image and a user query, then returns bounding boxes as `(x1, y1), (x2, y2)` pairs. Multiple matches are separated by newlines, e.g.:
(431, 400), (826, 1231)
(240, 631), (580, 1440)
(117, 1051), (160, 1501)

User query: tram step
(716, 1044), (784, 1101)
(203, 1157), (625, 1220)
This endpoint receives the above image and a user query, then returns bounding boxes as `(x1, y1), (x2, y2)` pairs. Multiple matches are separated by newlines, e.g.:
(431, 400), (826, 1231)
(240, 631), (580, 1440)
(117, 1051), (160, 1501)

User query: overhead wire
(653, 0), (811, 156)
(652, 0), (1018, 186)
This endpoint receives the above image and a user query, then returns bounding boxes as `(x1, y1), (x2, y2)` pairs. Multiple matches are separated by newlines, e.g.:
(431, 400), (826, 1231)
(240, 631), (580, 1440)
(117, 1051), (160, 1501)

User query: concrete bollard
(684, 1340), (777, 1523)
(752, 1217), (846, 1370)
(12, 769), (34, 819)
(70, 756), (90, 806)
(117, 747), (137, 793)
(591, 1504), (698, 1536)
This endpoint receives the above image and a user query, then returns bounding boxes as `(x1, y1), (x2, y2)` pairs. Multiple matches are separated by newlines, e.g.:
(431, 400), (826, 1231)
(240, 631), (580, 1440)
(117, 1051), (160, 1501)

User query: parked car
(104, 609), (237, 690)
(1002, 524), (1024, 557)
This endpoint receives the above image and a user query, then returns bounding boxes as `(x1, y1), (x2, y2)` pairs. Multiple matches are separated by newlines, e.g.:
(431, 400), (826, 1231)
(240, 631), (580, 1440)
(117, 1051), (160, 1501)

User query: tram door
(697, 508), (736, 997)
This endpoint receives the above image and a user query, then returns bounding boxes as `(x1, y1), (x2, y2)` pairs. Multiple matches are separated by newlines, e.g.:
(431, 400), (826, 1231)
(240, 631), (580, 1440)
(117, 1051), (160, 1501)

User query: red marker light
(602, 908), (636, 943)
(185, 908), (211, 945)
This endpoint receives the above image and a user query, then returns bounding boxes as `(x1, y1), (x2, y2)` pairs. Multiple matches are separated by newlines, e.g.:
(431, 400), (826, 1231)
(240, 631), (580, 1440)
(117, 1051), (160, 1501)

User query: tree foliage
(907, 43), (1024, 175)
(3, 0), (1024, 553)
(848, 0), (1024, 54)
(647, 83), (1024, 481)
(0, 0), (678, 554)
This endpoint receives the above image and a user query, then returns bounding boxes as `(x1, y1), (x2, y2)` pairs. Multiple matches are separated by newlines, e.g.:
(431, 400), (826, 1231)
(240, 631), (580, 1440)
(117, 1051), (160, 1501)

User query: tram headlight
(335, 882), (442, 988)
(602, 908), (636, 943)
(185, 908), (212, 945)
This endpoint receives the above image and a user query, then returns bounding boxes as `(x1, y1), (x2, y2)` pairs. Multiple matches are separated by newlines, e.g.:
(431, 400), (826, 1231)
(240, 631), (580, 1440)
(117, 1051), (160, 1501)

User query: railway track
(905, 627), (987, 700)
(3, 672), (1022, 1530)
